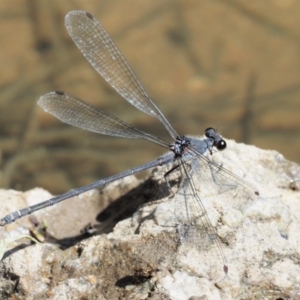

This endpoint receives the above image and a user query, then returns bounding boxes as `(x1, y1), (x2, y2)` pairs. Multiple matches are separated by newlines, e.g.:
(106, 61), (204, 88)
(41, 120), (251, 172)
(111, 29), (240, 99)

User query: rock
(0, 139), (300, 300)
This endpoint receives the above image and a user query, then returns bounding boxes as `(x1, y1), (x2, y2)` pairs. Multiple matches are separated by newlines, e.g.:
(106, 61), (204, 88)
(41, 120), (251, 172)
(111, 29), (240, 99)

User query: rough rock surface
(0, 139), (300, 300)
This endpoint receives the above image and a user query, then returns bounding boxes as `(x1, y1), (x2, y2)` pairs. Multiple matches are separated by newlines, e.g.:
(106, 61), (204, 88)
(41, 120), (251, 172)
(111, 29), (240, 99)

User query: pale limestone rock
(0, 140), (300, 299)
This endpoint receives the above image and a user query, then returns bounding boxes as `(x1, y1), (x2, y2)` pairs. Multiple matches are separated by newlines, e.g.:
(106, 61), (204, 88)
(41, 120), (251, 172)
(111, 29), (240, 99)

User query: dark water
(0, 0), (299, 194)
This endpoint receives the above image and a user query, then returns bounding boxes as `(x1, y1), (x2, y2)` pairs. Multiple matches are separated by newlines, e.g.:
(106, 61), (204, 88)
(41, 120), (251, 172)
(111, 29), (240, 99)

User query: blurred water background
(0, 0), (299, 194)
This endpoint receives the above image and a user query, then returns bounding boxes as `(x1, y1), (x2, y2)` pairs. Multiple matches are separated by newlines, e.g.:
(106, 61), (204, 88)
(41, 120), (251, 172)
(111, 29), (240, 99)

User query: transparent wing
(38, 91), (168, 147)
(65, 10), (178, 139)
(177, 148), (258, 280)
(174, 158), (228, 282)
(156, 147), (258, 282)
(189, 146), (259, 205)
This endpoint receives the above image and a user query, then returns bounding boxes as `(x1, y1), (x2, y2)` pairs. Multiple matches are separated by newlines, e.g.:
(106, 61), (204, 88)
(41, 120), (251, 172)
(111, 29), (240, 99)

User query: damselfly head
(205, 127), (226, 151)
